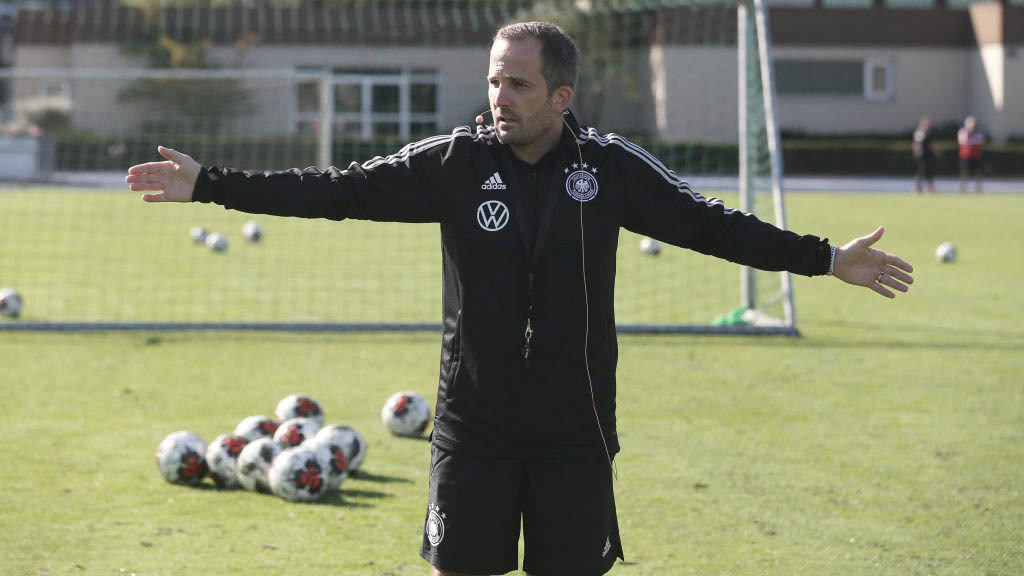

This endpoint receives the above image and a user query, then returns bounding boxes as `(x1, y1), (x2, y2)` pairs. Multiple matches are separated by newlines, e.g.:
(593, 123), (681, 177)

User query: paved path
(688, 175), (1023, 194)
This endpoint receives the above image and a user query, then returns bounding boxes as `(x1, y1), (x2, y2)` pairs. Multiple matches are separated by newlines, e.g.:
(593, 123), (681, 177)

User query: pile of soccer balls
(156, 391), (431, 503)
(190, 219), (263, 253)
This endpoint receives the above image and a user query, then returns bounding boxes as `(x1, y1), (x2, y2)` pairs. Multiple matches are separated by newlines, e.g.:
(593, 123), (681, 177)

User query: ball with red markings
(234, 415), (279, 442)
(205, 434), (248, 489)
(381, 391), (431, 437)
(272, 417), (322, 448)
(236, 437), (283, 494)
(308, 439), (350, 491)
(268, 445), (329, 502)
(0, 288), (23, 318)
(314, 424), (367, 476)
(275, 394), (324, 425)
(156, 431), (208, 486)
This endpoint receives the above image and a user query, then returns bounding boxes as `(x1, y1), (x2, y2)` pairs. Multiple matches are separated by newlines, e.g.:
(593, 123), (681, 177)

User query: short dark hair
(494, 21), (578, 94)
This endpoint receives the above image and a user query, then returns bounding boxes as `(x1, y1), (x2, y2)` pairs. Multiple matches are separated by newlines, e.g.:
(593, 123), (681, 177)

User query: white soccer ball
(639, 237), (661, 256)
(242, 220), (263, 243)
(935, 242), (957, 263)
(268, 445), (329, 502)
(0, 288), (23, 318)
(205, 233), (228, 252)
(233, 415), (279, 442)
(273, 417), (322, 448)
(189, 226), (208, 244)
(381, 391), (431, 437)
(275, 394), (324, 425)
(205, 434), (248, 489)
(155, 431), (208, 486)
(307, 439), (350, 491)
(314, 424), (367, 477)
(236, 437), (283, 494)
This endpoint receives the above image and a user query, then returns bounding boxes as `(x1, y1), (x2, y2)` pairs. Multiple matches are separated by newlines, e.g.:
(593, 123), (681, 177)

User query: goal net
(0, 0), (795, 334)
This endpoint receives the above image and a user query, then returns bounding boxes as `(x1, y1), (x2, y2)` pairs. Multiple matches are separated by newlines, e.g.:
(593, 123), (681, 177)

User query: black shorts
(419, 445), (624, 576)
(960, 157), (980, 177)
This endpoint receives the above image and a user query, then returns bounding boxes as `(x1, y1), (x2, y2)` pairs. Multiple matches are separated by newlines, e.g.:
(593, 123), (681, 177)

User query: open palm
(125, 146), (201, 203)
(834, 226), (915, 298)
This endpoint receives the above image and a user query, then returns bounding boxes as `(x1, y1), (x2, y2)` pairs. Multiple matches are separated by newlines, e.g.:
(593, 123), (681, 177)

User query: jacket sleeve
(191, 136), (447, 224)
(619, 147), (830, 277)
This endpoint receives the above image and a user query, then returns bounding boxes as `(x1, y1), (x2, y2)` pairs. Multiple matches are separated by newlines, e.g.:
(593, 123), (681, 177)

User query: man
(957, 115), (985, 194)
(126, 22), (913, 576)
(912, 115), (937, 195)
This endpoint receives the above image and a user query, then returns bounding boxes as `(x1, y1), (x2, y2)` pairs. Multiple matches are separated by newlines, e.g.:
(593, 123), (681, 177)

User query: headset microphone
(475, 110), (493, 124)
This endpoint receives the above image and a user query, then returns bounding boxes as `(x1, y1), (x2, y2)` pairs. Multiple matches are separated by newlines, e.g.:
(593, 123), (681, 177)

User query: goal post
(0, 0), (796, 335)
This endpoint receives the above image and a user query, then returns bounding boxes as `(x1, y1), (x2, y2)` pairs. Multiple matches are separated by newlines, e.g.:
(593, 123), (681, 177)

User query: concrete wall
(12, 45), (150, 134)
(772, 46), (970, 135)
(1005, 44), (1024, 138)
(648, 45), (739, 143)
(9, 30), (1022, 143)
(210, 45), (487, 134)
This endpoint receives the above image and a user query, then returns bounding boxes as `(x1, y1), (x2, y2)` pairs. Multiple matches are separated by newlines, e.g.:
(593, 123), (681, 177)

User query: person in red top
(957, 115), (985, 194)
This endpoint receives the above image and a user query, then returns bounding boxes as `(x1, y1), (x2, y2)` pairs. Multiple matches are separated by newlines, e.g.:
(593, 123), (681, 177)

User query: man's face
(487, 37), (557, 148)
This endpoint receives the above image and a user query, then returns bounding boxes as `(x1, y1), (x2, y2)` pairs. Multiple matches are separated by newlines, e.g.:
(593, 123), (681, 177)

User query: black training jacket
(193, 111), (831, 458)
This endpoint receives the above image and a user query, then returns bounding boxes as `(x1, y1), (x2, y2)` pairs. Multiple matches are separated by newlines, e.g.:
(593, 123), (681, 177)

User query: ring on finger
(877, 272), (885, 283)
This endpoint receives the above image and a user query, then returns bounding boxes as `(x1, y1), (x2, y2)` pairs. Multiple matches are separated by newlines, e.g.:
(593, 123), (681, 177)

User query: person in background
(911, 116), (937, 194)
(957, 115), (985, 194)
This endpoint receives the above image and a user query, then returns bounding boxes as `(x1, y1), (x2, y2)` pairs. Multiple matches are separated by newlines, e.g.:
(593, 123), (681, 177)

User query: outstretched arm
(125, 146), (200, 202)
(833, 226), (914, 298)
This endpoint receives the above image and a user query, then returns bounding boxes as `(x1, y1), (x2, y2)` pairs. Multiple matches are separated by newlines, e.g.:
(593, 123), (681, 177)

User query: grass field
(1, 192), (1022, 575)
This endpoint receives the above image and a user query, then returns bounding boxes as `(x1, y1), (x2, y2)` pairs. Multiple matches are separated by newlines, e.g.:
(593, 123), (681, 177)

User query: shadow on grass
(313, 487), (391, 508)
(349, 470), (415, 485)
(622, 320), (1024, 352)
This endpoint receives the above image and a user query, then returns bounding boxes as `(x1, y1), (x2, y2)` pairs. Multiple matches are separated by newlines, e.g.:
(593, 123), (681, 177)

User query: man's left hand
(833, 226), (914, 299)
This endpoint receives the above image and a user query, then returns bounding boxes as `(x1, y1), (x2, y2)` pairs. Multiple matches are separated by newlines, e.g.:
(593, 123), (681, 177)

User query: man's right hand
(125, 146), (201, 203)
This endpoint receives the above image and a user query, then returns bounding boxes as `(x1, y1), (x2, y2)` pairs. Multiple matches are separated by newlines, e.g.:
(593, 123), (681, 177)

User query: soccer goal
(0, 0), (795, 334)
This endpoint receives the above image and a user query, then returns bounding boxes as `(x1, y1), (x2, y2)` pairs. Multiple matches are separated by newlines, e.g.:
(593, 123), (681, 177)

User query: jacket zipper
(522, 272), (533, 368)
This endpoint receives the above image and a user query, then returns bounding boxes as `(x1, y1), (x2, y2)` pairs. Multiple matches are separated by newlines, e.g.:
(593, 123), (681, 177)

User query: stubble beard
(495, 95), (555, 147)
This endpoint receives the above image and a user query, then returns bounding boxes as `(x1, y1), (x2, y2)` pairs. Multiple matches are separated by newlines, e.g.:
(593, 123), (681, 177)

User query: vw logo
(476, 200), (510, 231)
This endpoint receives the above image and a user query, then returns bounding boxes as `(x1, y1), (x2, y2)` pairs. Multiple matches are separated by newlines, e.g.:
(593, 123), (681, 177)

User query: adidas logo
(481, 172), (507, 190)
(602, 536), (611, 557)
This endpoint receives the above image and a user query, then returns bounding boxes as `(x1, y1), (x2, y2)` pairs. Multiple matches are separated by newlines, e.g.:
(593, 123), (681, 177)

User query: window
(775, 58), (894, 101)
(864, 58), (893, 100)
(776, 60), (863, 96)
(885, 0), (936, 8)
(295, 67), (441, 140)
(820, 0), (873, 7)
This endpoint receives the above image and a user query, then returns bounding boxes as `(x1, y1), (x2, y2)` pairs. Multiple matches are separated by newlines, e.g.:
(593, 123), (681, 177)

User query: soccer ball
(381, 392), (431, 437)
(275, 394), (324, 425)
(935, 242), (957, 263)
(205, 233), (228, 252)
(155, 431), (208, 486)
(236, 437), (283, 494)
(189, 226), (208, 244)
(234, 415), (279, 442)
(242, 220), (263, 242)
(205, 434), (248, 489)
(0, 288), (23, 318)
(268, 445), (329, 502)
(308, 439), (349, 491)
(639, 237), (661, 256)
(273, 417), (322, 448)
(314, 424), (367, 478)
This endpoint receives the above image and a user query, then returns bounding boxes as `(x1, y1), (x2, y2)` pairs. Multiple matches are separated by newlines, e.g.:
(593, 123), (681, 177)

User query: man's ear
(553, 86), (574, 114)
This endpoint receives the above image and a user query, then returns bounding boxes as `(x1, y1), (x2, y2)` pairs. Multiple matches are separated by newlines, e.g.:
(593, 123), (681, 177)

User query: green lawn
(0, 192), (1022, 575)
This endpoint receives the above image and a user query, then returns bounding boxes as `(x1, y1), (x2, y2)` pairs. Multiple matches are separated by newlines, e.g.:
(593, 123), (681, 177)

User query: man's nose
(492, 83), (512, 108)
